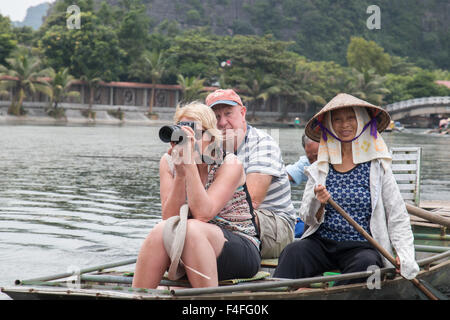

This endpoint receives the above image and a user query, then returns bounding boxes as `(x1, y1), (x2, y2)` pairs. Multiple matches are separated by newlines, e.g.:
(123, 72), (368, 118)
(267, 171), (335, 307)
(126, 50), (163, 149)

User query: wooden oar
(327, 198), (439, 300)
(406, 203), (450, 228)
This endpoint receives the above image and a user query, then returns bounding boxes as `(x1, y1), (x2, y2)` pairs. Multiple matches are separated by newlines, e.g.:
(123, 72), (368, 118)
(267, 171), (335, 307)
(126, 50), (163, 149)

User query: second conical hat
(305, 93), (391, 142)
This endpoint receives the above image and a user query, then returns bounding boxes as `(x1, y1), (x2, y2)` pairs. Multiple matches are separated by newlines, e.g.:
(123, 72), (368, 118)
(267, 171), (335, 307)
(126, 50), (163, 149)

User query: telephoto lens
(158, 121), (196, 144)
(159, 125), (185, 144)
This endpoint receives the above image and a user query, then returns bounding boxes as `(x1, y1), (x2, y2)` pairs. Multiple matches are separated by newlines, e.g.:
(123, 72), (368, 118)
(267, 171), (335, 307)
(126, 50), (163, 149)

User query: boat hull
(2, 260), (449, 300)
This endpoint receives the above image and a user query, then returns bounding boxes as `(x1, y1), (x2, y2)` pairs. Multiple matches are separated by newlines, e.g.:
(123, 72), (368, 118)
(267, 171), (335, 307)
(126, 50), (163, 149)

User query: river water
(0, 124), (449, 299)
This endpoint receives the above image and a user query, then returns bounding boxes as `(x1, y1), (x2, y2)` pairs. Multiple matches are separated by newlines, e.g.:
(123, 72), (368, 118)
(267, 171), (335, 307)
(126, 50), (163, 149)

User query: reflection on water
(0, 125), (449, 298)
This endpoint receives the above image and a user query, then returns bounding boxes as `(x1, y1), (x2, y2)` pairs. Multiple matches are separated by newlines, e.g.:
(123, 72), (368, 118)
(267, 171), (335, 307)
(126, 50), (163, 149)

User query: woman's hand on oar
(314, 184), (331, 204)
(314, 184), (331, 221)
(395, 256), (401, 274)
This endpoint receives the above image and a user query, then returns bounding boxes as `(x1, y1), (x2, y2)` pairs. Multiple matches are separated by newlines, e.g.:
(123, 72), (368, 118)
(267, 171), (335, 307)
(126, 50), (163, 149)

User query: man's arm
(285, 156), (310, 186)
(245, 172), (272, 209)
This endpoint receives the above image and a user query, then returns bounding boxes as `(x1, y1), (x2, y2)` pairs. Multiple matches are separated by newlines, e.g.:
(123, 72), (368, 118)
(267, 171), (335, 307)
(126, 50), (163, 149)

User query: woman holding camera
(132, 102), (260, 289)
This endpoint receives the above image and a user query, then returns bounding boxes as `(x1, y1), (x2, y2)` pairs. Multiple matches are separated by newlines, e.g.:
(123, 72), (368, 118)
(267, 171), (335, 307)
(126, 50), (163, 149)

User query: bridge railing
(385, 96), (450, 112)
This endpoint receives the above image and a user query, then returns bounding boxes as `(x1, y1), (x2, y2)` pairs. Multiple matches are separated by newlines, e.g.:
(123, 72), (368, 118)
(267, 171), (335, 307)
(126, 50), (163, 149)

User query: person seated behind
(286, 134), (319, 237)
(132, 101), (260, 289)
(274, 93), (419, 285)
(286, 134), (319, 186)
(206, 89), (296, 259)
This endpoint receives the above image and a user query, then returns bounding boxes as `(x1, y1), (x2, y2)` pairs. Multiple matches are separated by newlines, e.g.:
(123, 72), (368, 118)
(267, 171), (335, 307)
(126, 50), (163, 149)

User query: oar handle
(327, 198), (439, 300)
(327, 198), (398, 266)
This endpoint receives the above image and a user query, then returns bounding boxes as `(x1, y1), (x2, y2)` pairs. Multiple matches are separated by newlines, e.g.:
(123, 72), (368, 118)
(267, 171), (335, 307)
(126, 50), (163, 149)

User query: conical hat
(305, 93), (391, 142)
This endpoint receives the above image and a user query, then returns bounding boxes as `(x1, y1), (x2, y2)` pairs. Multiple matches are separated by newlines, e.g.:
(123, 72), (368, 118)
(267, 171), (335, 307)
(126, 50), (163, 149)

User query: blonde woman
(132, 102), (260, 289)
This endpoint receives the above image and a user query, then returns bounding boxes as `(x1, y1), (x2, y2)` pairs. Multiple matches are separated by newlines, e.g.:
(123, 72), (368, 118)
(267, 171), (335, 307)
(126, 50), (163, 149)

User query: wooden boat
(411, 201), (450, 250)
(2, 248), (449, 300)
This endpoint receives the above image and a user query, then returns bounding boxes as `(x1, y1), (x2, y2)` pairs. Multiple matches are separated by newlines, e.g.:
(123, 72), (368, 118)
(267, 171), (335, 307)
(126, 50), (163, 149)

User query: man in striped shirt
(206, 89), (296, 258)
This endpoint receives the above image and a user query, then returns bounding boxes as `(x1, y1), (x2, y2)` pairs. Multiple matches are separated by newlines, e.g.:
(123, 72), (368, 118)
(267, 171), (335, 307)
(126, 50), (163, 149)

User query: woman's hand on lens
(180, 126), (201, 164)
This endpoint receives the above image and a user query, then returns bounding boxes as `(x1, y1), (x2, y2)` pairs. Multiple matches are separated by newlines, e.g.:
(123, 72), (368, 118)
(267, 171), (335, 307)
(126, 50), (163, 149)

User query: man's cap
(205, 89), (244, 108)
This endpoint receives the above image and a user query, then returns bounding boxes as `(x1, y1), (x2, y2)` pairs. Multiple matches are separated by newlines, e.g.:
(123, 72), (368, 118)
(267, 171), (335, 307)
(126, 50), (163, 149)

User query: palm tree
(177, 74), (206, 103)
(238, 69), (280, 120)
(347, 68), (390, 105)
(80, 74), (102, 119)
(144, 50), (166, 115)
(0, 47), (51, 116)
(46, 67), (80, 114)
(288, 64), (326, 118)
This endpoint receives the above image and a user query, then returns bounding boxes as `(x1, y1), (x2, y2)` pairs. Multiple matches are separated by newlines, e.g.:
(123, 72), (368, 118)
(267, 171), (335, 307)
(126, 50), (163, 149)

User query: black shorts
(216, 228), (261, 281)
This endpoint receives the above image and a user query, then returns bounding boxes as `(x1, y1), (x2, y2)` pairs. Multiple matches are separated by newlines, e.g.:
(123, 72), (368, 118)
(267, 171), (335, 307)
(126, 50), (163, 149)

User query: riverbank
(0, 110), (170, 127)
(0, 109), (304, 128)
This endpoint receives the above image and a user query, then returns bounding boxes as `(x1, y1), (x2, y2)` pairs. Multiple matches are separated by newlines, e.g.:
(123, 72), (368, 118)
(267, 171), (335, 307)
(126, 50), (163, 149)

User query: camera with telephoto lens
(158, 121), (196, 144)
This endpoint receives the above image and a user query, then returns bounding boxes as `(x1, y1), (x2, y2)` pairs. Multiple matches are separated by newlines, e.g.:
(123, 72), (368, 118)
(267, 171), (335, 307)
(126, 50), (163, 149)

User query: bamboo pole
(328, 198), (439, 300)
(15, 258), (137, 285)
(79, 274), (191, 288)
(417, 250), (450, 267)
(415, 245), (449, 253)
(413, 233), (450, 241)
(406, 203), (450, 228)
(171, 268), (392, 297)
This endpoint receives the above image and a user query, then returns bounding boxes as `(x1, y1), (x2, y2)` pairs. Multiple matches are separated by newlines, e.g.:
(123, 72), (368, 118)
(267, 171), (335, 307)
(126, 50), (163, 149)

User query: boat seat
(261, 258), (279, 268)
(390, 147), (421, 206)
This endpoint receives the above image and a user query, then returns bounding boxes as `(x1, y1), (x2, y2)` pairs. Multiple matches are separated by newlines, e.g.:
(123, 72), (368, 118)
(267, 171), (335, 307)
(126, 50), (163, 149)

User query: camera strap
(231, 125), (261, 241)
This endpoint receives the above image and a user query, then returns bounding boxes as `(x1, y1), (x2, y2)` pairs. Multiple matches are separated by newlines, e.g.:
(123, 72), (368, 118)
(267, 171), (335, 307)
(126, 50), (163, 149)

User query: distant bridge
(384, 96), (450, 121)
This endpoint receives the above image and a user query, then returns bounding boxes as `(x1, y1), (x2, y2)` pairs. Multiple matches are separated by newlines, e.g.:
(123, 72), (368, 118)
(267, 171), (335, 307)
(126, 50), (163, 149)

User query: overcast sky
(0, 0), (55, 22)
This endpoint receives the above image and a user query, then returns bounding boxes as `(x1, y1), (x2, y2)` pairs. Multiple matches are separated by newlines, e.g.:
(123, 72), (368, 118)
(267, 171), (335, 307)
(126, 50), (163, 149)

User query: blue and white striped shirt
(236, 125), (296, 227)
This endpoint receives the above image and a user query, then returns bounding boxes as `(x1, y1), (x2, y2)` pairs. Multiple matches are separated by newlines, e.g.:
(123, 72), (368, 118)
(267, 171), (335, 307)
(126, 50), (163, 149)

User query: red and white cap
(205, 89), (244, 108)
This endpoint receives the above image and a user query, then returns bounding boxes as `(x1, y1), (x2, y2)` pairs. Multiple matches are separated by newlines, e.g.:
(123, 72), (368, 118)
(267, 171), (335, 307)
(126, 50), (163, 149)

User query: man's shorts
(255, 209), (294, 259)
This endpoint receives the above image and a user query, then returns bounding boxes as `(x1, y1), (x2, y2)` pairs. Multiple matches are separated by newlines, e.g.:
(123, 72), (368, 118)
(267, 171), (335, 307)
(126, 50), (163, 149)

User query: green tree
(243, 0), (284, 36)
(346, 37), (392, 76)
(80, 75), (102, 119)
(238, 69), (280, 120)
(39, 11), (125, 82)
(167, 30), (219, 82)
(177, 74), (206, 103)
(142, 50), (167, 115)
(217, 35), (294, 89)
(0, 47), (51, 115)
(291, 62), (327, 117)
(383, 74), (413, 104)
(389, 56), (418, 76)
(45, 67), (80, 115)
(117, 0), (151, 79)
(0, 15), (17, 65)
(405, 71), (450, 98)
(347, 68), (390, 105)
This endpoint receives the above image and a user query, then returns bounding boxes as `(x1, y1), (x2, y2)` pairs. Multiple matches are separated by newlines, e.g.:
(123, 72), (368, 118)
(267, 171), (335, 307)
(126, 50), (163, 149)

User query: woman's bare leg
(181, 219), (226, 287)
(132, 221), (169, 289)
